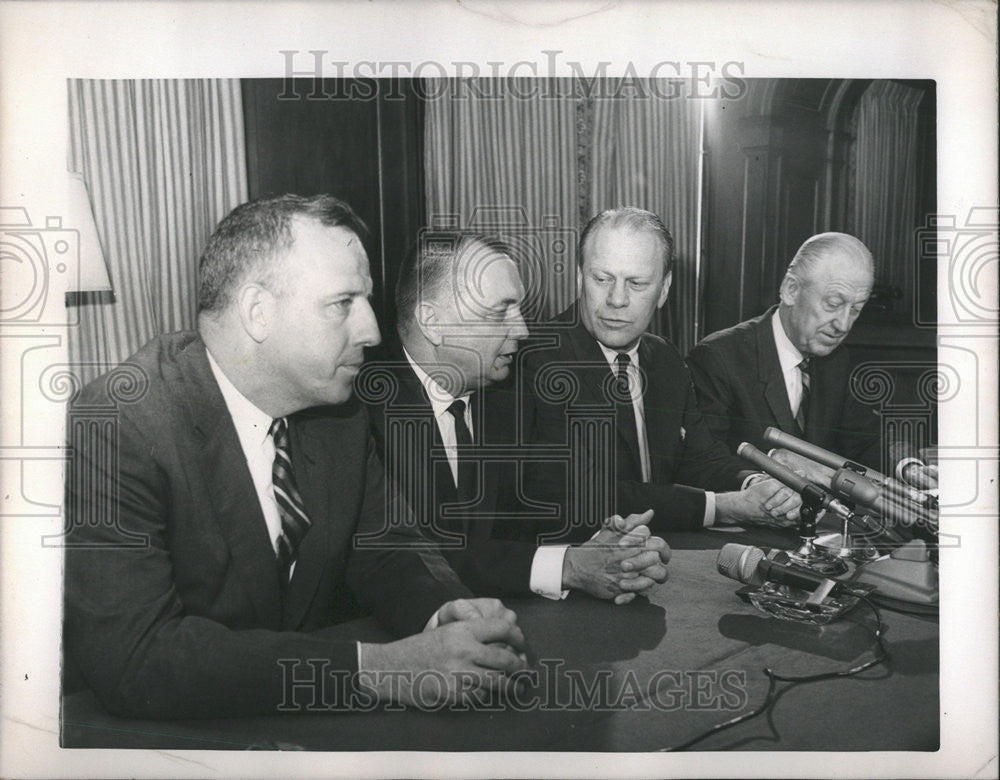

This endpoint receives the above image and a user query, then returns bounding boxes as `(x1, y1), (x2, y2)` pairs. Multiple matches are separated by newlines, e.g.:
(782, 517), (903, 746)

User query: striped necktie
(795, 359), (811, 432)
(270, 417), (311, 584)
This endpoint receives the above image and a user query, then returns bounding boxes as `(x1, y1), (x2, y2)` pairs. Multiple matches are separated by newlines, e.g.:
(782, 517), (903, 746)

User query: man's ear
(237, 284), (271, 343)
(576, 265), (583, 298)
(415, 301), (443, 346)
(656, 270), (673, 309)
(779, 274), (799, 306)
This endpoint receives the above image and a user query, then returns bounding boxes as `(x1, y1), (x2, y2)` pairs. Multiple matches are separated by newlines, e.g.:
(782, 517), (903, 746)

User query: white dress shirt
(206, 350), (288, 568)
(595, 341), (717, 527)
(771, 310), (808, 419)
(401, 348), (473, 488)
(771, 311), (921, 482)
(207, 350), (439, 665)
(403, 349), (569, 600)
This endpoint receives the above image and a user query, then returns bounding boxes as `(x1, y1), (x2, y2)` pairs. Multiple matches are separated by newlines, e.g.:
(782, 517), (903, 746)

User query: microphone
(831, 468), (938, 533)
(716, 543), (858, 600)
(737, 442), (855, 524)
(762, 427), (932, 508)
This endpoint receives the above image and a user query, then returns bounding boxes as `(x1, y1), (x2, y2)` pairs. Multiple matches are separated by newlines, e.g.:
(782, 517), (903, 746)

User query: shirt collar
(206, 348), (273, 447)
(771, 309), (806, 375)
(596, 339), (641, 370)
(402, 347), (473, 419)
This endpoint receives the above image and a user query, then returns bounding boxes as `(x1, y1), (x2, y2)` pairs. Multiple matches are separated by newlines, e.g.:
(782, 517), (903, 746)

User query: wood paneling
(241, 79), (426, 327)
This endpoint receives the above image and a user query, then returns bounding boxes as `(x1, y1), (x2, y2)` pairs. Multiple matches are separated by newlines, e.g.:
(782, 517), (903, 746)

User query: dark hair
(578, 207), (674, 276)
(197, 194), (369, 313)
(395, 231), (513, 333)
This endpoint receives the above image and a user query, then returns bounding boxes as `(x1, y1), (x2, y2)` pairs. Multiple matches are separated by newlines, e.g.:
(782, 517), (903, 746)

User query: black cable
(660, 595), (890, 752)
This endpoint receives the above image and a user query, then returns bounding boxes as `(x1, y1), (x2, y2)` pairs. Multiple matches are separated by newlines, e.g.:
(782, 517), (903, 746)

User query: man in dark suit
(63, 195), (528, 721)
(523, 208), (801, 539)
(363, 232), (670, 605)
(686, 232), (937, 489)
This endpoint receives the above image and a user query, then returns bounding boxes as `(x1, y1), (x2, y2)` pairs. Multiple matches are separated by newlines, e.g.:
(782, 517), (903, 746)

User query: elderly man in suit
(686, 232), (937, 490)
(63, 195), (529, 721)
(363, 231), (670, 605)
(523, 207), (800, 538)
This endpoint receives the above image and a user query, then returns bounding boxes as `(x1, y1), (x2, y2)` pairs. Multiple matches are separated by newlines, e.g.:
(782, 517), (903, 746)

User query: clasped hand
(563, 509), (670, 605)
(359, 597), (528, 708)
(716, 476), (801, 528)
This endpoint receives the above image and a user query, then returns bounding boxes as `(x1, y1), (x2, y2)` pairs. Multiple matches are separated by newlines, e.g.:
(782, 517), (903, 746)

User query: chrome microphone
(716, 543), (858, 597)
(736, 442), (856, 525)
(762, 427), (932, 508)
(831, 468), (938, 533)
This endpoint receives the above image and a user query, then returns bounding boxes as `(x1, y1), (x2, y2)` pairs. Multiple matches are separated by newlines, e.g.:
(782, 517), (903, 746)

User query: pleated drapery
(67, 79), (248, 384)
(588, 91), (703, 349)
(424, 79), (703, 351)
(424, 79), (581, 323)
(852, 81), (924, 311)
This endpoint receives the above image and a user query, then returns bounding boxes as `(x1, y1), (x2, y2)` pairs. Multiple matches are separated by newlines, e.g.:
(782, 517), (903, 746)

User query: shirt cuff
(895, 457), (924, 482)
(703, 491), (716, 527)
(741, 471), (768, 490)
(530, 545), (570, 600)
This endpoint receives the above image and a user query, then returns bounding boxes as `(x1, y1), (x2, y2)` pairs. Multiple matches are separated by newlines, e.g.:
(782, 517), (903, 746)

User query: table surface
(61, 528), (939, 752)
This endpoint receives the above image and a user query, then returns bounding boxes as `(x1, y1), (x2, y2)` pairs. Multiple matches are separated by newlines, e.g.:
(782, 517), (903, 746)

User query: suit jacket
(363, 354), (542, 597)
(522, 306), (750, 538)
(686, 306), (883, 470)
(63, 332), (470, 720)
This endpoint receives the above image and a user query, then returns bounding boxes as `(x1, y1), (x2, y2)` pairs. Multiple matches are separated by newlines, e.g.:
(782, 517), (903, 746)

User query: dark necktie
(795, 359), (811, 432)
(270, 417), (311, 585)
(446, 398), (476, 502)
(614, 353), (644, 480)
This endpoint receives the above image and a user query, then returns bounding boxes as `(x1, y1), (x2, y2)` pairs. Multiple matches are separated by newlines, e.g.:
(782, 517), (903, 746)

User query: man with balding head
(363, 231), (671, 605)
(687, 231), (936, 488)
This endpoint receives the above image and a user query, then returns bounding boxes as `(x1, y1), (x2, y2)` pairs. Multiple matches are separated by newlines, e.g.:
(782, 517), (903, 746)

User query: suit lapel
(567, 321), (643, 480)
(803, 351), (843, 448)
(399, 364), (458, 510)
(471, 390), (501, 521)
(281, 413), (334, 629)
(638, 336), (674, 474)
(754, 311), (800, 435)
(175, 339), (283, 628)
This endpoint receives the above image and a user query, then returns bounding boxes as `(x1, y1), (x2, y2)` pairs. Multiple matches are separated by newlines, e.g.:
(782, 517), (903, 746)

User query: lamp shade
(67, 172), (112, 294)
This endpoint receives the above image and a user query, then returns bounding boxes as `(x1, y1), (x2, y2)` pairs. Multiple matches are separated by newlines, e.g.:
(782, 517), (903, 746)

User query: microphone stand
(786, 484), (849, 576)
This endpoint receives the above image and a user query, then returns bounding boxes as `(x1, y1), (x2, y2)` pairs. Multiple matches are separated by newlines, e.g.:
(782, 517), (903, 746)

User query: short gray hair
(197, 194), (368, 313)
(579, 207), (674, 276)
(395, 232), (513, 333)
(785, 232), (874, 285)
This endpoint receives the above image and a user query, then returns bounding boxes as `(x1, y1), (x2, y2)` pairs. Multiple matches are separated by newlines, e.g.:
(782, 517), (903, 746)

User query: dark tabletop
(61, 527), (939, 752)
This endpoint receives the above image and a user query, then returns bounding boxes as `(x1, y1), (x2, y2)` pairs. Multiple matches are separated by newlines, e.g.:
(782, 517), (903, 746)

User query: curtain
(424, 78), (703, 350)
(588, 90), (703, 349)
(424, 78), (580, 322)
(852, 81), (924, 311)
(67, 79), (247, 384)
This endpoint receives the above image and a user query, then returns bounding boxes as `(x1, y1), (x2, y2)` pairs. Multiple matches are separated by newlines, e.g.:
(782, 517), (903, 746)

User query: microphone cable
(659, 595), (891, 752)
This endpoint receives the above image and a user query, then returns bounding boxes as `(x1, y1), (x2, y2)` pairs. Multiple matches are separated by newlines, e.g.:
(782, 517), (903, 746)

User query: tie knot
(799, 358), (810, 371)
(269, 417), (288, 447)
(446, 398), (467, 421)
(615, 352), (631, 375)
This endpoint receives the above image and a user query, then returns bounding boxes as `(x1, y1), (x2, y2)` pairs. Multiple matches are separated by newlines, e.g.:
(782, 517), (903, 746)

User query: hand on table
(564, 509), (671, 605)
(359, 611), (529, 707)
(435, 597), (518, 626)
(716, 477), (801, 529)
